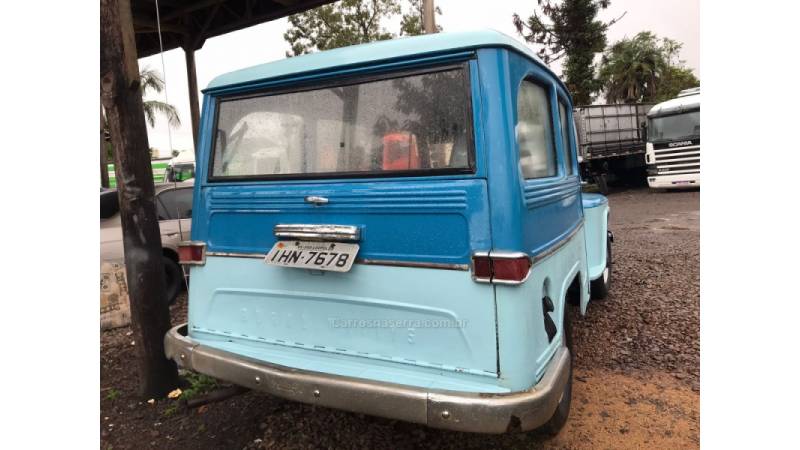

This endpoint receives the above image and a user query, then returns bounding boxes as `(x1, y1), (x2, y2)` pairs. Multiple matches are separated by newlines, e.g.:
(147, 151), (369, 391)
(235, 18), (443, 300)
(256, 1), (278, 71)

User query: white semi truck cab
(645, 87), (700, 189)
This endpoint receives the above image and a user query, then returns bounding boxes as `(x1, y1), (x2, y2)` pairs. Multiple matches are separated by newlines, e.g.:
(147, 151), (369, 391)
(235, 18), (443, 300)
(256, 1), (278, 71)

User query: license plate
(265, 241), (359, 272)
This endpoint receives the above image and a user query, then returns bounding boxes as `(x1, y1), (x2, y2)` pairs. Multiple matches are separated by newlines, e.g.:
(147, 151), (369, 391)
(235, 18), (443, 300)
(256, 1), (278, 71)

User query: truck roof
(205, 29), (567, 95)
(648, 91), (700, 118)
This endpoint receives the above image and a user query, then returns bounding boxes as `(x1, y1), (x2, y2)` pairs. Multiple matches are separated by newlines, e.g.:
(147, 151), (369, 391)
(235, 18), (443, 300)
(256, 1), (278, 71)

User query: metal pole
(185, 47), (200, 152)
(422, 0), (436, 34)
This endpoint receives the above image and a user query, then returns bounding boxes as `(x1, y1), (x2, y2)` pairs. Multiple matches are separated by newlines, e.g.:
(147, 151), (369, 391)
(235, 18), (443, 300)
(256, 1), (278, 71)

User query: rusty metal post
(422, 0), (436, 34)
(185, 47), (200, 151)
(100, 0), (180, 398)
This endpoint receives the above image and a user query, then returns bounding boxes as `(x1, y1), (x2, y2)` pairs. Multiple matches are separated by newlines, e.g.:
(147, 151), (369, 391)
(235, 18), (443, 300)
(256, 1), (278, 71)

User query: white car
(100, 181), (193, 314)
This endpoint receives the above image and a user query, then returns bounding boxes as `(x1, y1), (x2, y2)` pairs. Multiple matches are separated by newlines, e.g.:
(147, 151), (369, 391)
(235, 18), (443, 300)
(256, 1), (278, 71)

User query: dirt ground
(100, 187), (699, 450)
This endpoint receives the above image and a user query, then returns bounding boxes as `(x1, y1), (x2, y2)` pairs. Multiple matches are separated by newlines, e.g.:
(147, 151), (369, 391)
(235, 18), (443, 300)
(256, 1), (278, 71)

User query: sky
(139, 0), (699, 158)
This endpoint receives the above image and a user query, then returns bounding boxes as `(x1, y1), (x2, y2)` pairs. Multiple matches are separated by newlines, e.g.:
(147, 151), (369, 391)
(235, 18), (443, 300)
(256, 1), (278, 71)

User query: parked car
(165, 30), (612, 435)
(100, 181), (193, 305)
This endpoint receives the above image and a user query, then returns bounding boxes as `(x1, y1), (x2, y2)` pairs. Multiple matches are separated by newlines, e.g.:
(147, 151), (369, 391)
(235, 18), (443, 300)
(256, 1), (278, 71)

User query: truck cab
(165, 30), (612, 435)
(645, 87), (701, 188)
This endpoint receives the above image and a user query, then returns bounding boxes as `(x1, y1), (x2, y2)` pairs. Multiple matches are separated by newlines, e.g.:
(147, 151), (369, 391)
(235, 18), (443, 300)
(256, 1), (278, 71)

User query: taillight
(471, 252), (532, 284)
(178, 241), (206, 265)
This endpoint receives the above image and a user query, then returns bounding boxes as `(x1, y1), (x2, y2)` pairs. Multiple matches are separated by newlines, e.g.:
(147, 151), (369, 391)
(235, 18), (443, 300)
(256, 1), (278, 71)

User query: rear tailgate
(188, 178), (498, 376)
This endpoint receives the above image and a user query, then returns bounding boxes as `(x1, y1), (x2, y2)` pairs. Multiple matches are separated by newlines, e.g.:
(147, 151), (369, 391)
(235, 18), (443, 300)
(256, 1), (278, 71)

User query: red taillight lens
(492, 257), (532, 283)
(472, 254), (492, 281)
(178, 241), (206, 265)
(471, 252), (531, 284)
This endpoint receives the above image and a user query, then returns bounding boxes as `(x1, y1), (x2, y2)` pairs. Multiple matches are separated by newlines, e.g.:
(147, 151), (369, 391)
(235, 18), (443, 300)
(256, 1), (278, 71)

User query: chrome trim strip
(470, 220), (585, 285)
(165, 324), (570, 434)
(274, 224), (361, 242)
(530, 221), (584, 266)
(357, 259), (469, 271)
(206, 251), (264, 259)
(304, 195), (329, 205)
(204, 252), (469, 271)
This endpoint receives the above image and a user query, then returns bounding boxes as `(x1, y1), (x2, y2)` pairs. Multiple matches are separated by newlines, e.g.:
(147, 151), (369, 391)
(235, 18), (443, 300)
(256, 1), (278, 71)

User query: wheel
(595, 173), (609, 194)
(590, 236), (612, 300)
(536, 309), (573, 436)
(162, 256), (183, 305)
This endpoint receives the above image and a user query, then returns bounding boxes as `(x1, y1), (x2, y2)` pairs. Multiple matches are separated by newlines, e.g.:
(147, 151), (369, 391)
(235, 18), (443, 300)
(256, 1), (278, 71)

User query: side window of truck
(516, 80), (557, 179)
(558, 101), (575, 175)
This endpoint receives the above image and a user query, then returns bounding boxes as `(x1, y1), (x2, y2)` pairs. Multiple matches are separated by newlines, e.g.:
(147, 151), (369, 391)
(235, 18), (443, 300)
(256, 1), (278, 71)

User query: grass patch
(105, 388), (121, 401)
(162, 404), (179, 418)
(181, 371), (219, 401)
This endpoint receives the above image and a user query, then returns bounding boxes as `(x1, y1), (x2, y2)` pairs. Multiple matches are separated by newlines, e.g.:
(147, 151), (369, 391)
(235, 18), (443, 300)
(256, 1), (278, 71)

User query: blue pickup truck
(166, 29), (612, 435)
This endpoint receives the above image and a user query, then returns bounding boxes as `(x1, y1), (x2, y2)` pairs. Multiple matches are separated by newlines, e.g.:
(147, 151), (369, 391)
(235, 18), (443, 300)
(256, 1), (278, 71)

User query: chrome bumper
(164, 324), (570, 434)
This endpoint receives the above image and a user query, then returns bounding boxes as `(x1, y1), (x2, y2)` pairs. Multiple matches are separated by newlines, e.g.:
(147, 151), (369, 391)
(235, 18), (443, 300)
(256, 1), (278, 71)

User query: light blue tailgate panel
(582, 194), (609, 281)
(495, 225), (587, 391)
(188, 257), (501, 391)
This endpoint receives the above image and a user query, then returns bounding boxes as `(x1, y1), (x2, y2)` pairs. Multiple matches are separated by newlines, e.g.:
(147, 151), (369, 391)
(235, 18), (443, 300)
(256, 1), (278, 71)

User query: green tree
(103, 67), (181, 161)
(139, 66), (181, 128)
(283, 0), (401, 57)
(284, 0), (443, 56)
(513, 0), (624, 105)
(597, 31), (698, 103)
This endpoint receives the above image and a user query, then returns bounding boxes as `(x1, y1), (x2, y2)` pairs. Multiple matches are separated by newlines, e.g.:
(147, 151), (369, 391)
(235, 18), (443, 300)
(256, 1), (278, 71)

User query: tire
(536, 309), (574, 436)
(596, 173), (609, 195)
(162, 256), (183, 306)
(590, 237), (612, 300)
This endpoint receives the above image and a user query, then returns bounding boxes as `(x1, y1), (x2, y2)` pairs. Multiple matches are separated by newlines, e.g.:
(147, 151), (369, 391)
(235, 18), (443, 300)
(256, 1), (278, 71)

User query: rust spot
(505, 415), (522, 433)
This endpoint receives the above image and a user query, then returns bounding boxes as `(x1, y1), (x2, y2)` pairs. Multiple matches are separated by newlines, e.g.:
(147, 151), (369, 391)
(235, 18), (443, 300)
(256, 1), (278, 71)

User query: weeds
(105, 388), (121, 401)
(181, 371), (219, 400)
(162, 404), (179, 418)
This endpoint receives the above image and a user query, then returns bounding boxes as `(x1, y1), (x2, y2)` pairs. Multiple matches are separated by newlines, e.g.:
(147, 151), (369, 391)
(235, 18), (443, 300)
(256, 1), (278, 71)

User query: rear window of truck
(210, 65), (474, 181)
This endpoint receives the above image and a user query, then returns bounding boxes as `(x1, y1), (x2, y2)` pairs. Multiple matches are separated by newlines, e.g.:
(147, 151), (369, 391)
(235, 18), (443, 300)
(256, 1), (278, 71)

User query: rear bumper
(164, 324), (570, 434)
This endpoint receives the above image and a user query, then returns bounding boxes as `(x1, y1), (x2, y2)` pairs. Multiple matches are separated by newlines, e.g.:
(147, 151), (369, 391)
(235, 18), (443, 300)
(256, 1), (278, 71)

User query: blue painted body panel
(187, 30), (609, 395)
(188, 257), (499, 381)
(495, 227), (587, 390)
(205, 30), (562, 92)
(582, 194), (609, 281)
(194, 179), (490, 265)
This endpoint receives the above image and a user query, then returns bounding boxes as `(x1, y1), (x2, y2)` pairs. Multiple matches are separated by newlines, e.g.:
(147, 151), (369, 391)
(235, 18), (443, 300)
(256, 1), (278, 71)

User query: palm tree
(598, 32), (671, 104)
(101, 67), (181, 187)
(139, 66), (181, 128)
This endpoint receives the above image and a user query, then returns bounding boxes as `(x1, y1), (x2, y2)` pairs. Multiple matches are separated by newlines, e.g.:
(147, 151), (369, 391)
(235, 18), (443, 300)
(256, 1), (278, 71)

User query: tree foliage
(513, 0), (623, 105)
(597, 31), (698, 103)
(103, 67), (181, 161)
(284, 0), (442, 57)
(139, 66), (181, 128)
(284, 0), (400, 56)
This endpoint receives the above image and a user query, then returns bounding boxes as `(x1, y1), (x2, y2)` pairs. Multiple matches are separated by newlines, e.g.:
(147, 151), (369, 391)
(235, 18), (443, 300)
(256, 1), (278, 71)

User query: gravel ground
(100, 187), (699, 450)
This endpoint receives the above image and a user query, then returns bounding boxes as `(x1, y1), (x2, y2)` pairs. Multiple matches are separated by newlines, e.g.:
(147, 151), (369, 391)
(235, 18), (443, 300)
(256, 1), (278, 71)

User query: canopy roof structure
(132, 0), (337, 57)
(130, 0), (338, 147)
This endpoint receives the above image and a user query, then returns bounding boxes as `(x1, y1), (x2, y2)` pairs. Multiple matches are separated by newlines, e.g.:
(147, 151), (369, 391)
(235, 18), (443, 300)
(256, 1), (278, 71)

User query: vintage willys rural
(165, 30), (612, 434)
